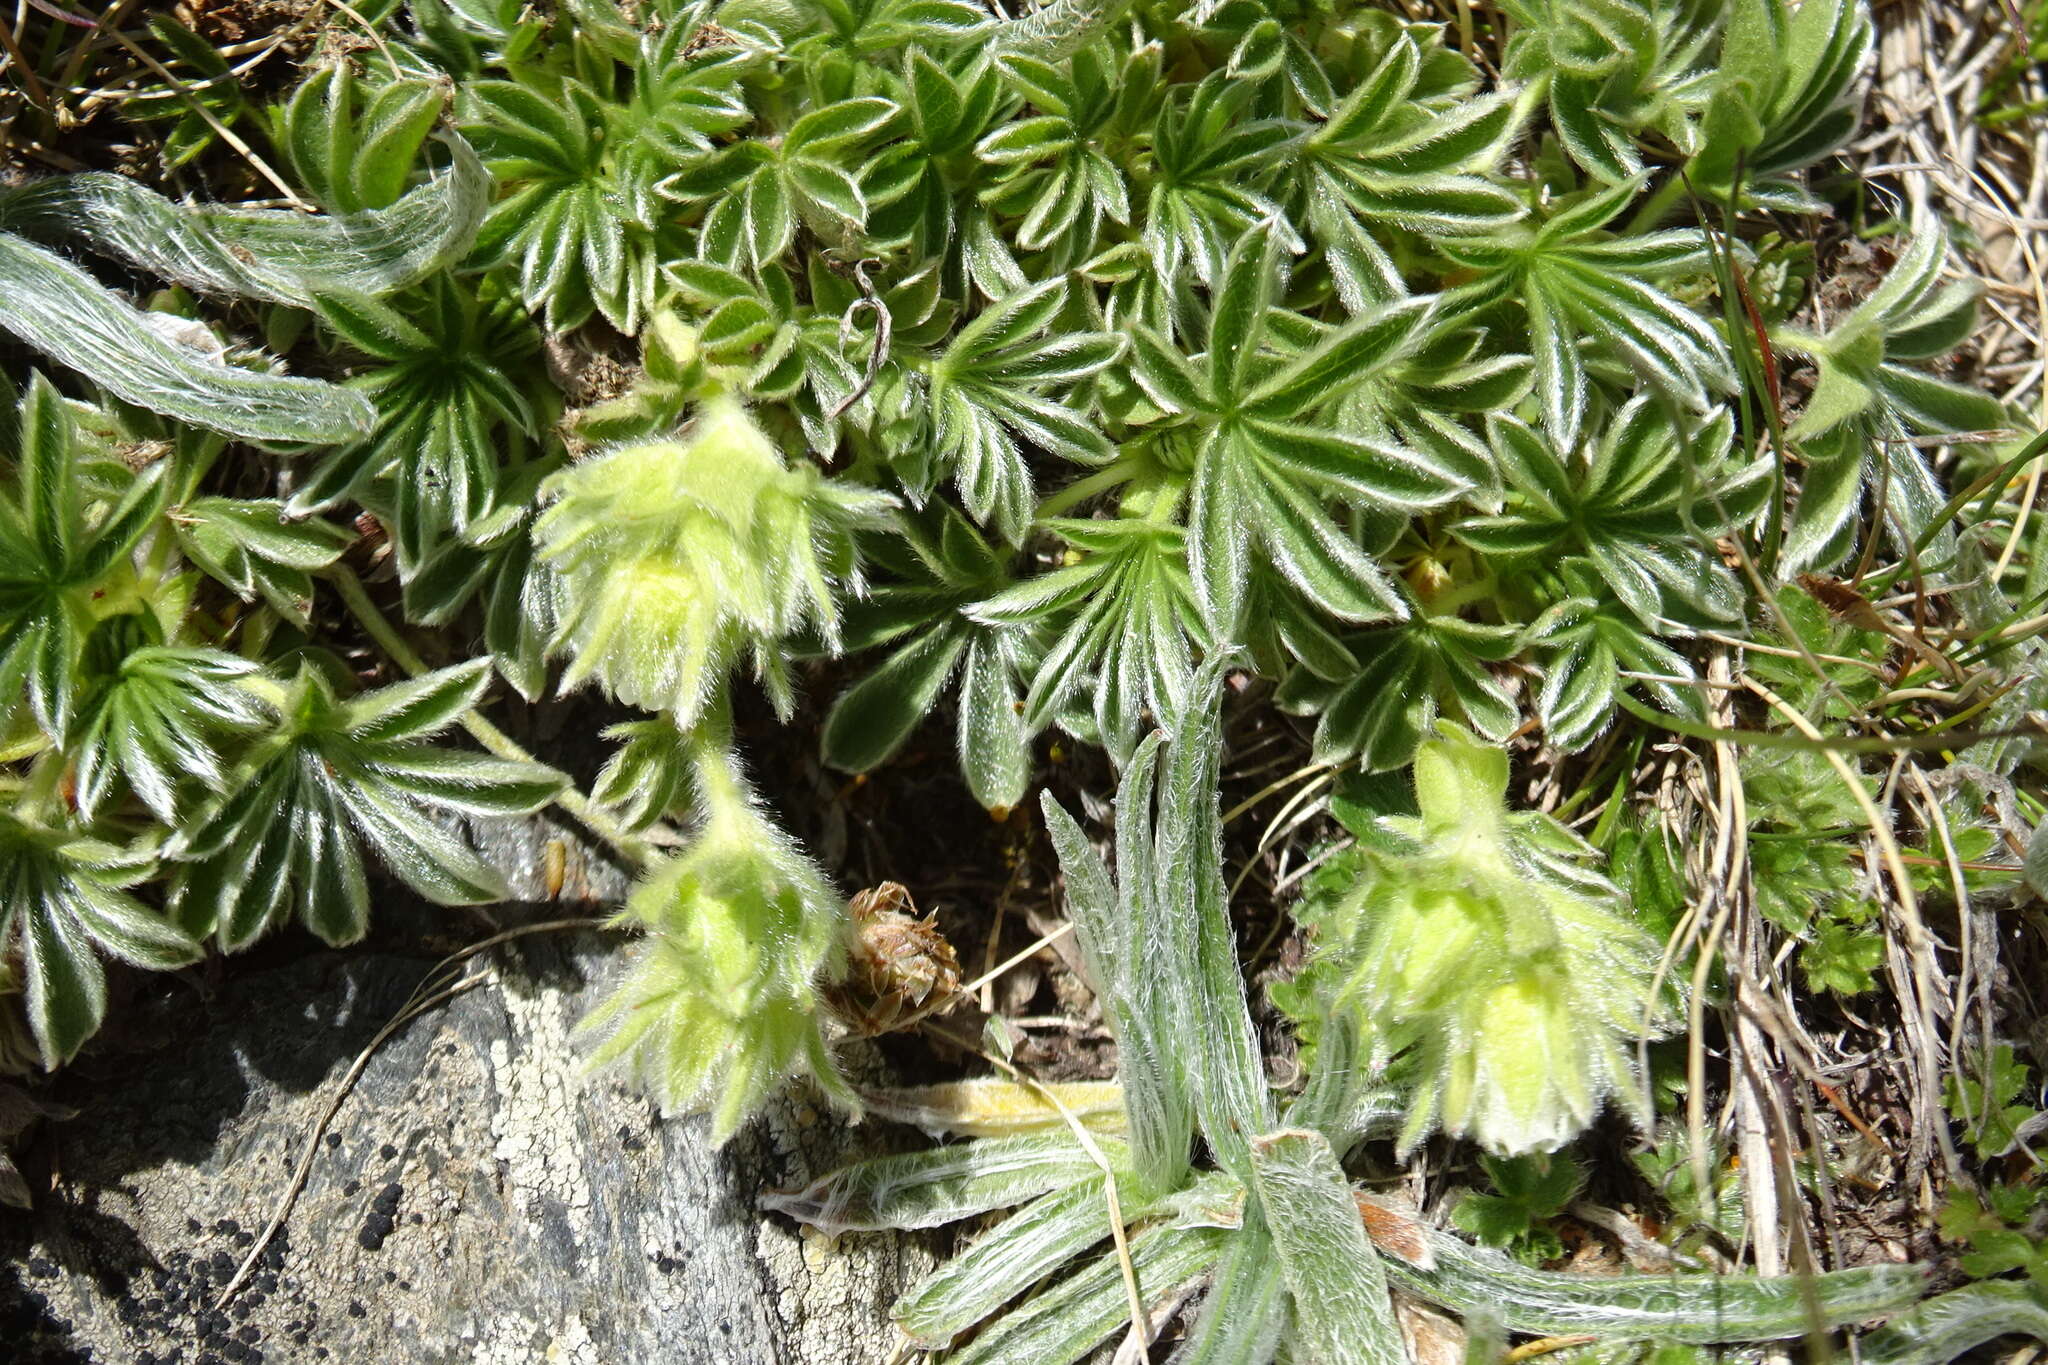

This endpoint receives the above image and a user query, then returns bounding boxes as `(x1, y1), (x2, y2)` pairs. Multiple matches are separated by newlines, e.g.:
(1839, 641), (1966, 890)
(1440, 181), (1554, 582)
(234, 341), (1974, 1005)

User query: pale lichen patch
(487, 970), (595, 1242)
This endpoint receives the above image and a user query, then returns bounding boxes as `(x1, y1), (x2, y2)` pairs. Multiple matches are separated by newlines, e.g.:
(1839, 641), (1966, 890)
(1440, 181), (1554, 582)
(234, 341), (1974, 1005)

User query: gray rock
(1, 809), (939, 1363)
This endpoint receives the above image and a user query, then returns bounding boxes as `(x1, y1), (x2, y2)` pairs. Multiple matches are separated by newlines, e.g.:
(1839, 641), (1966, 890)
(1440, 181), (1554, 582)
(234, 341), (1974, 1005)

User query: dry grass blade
(97, 25), (309, 209)
(1743, 676), (1961, 1184)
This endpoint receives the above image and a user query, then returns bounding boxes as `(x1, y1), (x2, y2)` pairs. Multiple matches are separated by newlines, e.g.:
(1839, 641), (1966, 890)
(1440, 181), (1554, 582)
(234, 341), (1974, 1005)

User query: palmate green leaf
(1523, 567), (1707, 753)
(821, 622), (1033, 812)
(170, 661), (564, 950)
(0, 376), (170, 744)
(822, 504), (1031, 810)
(1777, 216), (2003, 443)
(1781, 420), (1957, 574)
(822, 624), (968, 769)
(669, 95), (898, 271)
(1501, 0), (1721, 185)
(1773, 215), (2007, 571)
(0, 234), (372, 444)
(0, 813), (199, 1069)
(855, 56), (1012, 260)
(1334, 320), (1532, 502)
(1452, 1152), (1583, 1259)
(972, 515), (1207, 766)
(1453, 402), (1760, 627)
(463, 78), (656, 333)
(1440, 178), (1733, 449)
(402, 458), (561, 701)
(1236, 565), (1360, 689)
(1187, 0), (1335, 112)
(792, 0), (993, 60)
(171, 496), (354, 631)
(617, 9), (763, 154)
(1690, 0), (1874, 209)
(921, 278), (1121, 541)
(977, 45), (1149, 258)
(307, 275), (545, 571)
(1281, 608), (1522, 772)
(1135, 223), (1467, 635)
(1296, 29), (1524, 309)
(71, 645), (266, 823)
(1143, 71), (1298, 287)
(464, 19), (758, 333)
(587, 719), (691, 834)
(1249, 1128), (1405, 1365)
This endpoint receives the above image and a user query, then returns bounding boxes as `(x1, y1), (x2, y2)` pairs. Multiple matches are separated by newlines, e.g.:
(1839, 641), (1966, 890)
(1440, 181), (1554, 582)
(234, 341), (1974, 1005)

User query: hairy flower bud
(580, 726), (855, 1143)
(534, 395), (893, 727)
(1312, 722), (1676, 1155)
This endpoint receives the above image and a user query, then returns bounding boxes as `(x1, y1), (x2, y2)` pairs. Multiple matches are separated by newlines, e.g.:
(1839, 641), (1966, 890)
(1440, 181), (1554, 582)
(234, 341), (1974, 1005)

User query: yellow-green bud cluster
(1316, 723), (1676, 1155)
(533, 396), (892, 728)
(581, 730), (854, 1143)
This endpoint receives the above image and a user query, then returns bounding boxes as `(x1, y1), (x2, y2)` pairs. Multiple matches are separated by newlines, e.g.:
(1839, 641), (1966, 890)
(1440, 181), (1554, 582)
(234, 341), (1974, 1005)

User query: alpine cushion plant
(2, 0), (2041, 1353)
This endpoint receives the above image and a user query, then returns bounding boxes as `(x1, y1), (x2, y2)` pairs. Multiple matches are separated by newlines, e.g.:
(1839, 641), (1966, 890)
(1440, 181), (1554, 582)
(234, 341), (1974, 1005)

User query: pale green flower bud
(581, 725), (856, 1143)
(534, 395), (893, 727)
(1312, 722), (1676, 1156)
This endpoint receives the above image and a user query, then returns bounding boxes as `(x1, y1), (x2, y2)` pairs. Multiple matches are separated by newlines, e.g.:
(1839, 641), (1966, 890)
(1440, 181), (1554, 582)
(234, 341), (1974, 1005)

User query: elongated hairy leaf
(760, 1133), (1106, 1235)
(0, 135), (488, 308)
(0, 234), (373, 442)
(1385, 1225), (1926, 1343)
(1249, 1128), (1405, 1365)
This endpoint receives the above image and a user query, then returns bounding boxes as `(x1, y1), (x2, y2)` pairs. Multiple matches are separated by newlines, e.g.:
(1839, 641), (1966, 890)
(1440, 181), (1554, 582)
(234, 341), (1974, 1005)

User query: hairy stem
(326, 562), (656, 868)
